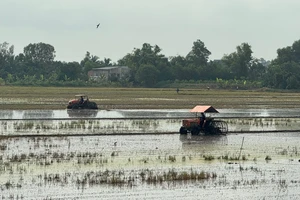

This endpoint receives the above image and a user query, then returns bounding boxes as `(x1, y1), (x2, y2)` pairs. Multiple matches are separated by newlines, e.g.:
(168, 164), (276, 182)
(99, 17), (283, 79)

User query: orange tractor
(179, 106), (228, 135)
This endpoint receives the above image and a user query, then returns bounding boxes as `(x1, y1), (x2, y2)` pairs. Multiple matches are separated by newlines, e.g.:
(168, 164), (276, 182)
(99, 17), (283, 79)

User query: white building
(88, 66), (130, 81)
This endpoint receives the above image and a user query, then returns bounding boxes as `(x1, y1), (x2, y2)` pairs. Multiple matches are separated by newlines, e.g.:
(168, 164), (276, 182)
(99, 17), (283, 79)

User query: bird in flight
(96, 23), (100, 28)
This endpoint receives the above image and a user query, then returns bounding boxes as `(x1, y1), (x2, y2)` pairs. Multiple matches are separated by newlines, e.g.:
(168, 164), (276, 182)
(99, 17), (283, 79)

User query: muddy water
(1, 133), (300, 199)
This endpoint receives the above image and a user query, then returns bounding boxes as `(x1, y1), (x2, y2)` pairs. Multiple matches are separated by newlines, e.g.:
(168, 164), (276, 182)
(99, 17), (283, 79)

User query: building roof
(91, 66), (128, 71)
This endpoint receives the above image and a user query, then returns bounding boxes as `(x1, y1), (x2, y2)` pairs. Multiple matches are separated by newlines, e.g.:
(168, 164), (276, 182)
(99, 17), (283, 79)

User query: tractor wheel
(72, 104), (79, 109)
(87, 102), (98, 109)
(91, 102), (98, 109)
(191, 127), (200, 135)
(179, 127), (187, 135)
(203, 127), (212, 135)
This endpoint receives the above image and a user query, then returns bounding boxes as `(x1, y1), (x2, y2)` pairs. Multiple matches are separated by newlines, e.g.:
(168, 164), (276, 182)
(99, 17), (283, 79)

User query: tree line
(0, 39), (300, 89)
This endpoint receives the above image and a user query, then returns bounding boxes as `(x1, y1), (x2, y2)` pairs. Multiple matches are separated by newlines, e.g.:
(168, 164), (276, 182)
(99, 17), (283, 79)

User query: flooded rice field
(1, 109), (300, 199)
(1, 117), (300, 136)
(0, 109), (300, 136)
(1, 108), (300, 119)
(1, 133), (300, 199)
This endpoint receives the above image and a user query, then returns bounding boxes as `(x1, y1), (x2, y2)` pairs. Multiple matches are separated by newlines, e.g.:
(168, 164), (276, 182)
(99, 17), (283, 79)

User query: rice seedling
(168, 155), (176, 162)
(265, 155), (272, 161)
(203, 154), (215, 161)
(111, 151), (118, 157)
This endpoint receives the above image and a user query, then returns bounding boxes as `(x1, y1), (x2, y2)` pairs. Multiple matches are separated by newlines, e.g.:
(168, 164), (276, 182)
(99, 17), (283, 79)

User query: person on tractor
(79, 96), (84, 104)
(199, 112), (206, 128)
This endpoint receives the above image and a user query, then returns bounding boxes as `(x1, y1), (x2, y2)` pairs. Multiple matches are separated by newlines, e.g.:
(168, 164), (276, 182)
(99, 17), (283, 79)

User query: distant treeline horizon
(0, 38), (300, 89)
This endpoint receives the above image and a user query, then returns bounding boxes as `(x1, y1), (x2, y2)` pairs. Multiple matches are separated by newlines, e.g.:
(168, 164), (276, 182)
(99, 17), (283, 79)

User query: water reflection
(0, 110), (13, 119)
(0, 109), (125, 119)
(119, 109), (191, 118)
(180, 134), (228, 144)
(67, 109), (98, 118)
(218, 108), (300, 118)
(179, 134), (228, 151)
(0, 108), (300, 120)
(23, 110), (54, 119)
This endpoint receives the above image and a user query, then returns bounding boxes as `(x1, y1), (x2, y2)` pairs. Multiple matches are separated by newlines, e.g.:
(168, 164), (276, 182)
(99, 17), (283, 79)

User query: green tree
(275, 46), (293, 64)
(265, 62), (300, 89)
(291, 40), (300, 63)
(118, 43), (169, 86)
(103, 58), (112, 66)
(58, 62), (82, 81)
(12, 53), (29, 77)
(186, 39), (211, 67)
(205, 60), (232, 80)
(248, 59), (266, 80)
(170, 55), (186, 67)
(0, 42), (14, 62)
(273, 39), (300, 65)
(169, 55), (187, 80)
(136, 64), (159, 87)
(83, 61), (98, 76)
(0, 42), (15, 79)
(23, 42), (56, 63)
(222, 43), (253, 79)
(80, 51), (103, 80)
(264, 39), (300, 89)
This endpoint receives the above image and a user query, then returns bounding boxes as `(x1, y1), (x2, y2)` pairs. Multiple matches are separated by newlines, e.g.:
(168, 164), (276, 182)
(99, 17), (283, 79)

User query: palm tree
(103, 58), (112, 66)
(91, 55), (100, 64)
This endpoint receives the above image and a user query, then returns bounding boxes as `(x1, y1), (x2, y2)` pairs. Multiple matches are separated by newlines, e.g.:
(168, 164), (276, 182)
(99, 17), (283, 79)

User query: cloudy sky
(1, 0), (300, 63)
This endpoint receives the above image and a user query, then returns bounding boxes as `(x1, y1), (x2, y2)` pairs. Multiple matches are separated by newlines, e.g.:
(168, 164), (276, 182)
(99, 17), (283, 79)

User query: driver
(199, 112), (206, 128)
(79, 96), (84, 104)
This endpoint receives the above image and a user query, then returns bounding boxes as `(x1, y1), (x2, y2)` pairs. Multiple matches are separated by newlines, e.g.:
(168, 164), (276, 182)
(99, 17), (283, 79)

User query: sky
(1, 0), (300, 63)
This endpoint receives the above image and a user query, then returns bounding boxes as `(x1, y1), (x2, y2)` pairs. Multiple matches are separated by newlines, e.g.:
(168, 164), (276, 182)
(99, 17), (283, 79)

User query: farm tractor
(179, 105), (228, 135)
(67, 95), (98, 109)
